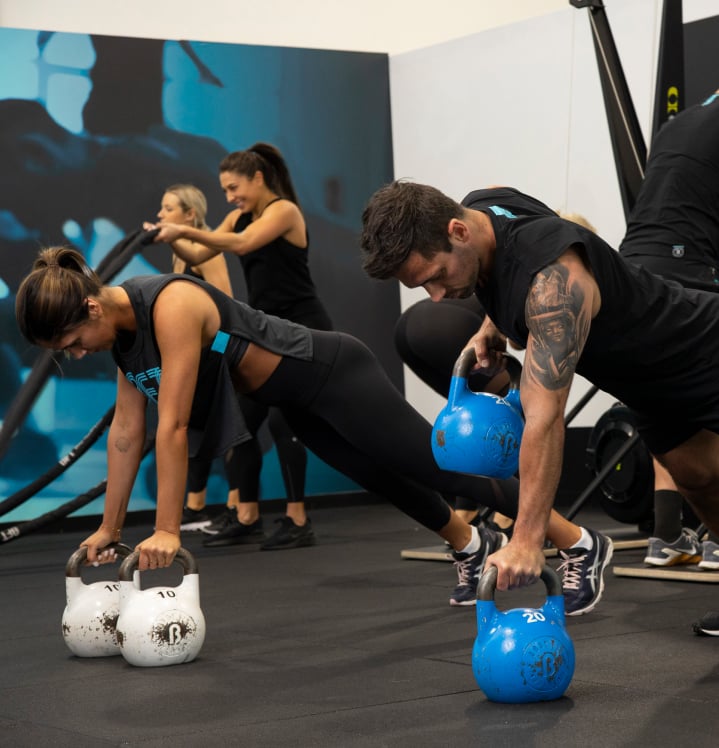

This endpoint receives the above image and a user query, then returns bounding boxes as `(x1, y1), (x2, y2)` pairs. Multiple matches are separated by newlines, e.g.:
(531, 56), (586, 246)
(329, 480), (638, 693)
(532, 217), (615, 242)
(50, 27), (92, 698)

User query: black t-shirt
(620, 93), (719, 267)
(463, 187), (719, 421)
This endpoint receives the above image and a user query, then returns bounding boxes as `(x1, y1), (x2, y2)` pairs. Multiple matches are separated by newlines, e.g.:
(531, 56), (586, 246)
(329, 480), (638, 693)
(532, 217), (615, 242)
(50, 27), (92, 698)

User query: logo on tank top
(125, 367), (161, 402)
(671, 244), (685, 258)
(488, 205), (518, 219)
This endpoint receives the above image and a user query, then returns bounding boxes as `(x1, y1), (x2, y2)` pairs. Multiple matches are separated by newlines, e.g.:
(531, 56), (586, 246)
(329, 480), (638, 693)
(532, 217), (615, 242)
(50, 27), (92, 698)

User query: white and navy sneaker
(449, 527), (508, 607)
(643, 527), (701, 567)
(558, 529), (614, 616)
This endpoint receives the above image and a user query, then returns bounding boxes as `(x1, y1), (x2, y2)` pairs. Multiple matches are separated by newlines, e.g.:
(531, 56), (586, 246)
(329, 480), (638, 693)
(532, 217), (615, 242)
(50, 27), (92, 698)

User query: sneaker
(180, 507), (212, 532)
(449, 527), (508, 607)
(692, 611), (719, 636)
(557, 529), (613, 616)
(201, 507), (237, 536)
(202, 516), (264, 547)
(698, 541), (719, 570)
(643, 527), (701, 567)
(261, 517), (316, 550)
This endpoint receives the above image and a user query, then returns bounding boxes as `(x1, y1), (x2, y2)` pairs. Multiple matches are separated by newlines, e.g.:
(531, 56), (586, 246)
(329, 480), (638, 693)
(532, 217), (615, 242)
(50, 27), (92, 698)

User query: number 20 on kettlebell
(472, 565), (575, 703)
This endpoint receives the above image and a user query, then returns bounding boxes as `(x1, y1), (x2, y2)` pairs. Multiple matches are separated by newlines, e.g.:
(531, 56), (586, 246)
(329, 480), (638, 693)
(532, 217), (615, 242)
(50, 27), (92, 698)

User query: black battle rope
(0, 405), (115, 518)
(0, 227), (159, 466)
(0, 437), (155, 544)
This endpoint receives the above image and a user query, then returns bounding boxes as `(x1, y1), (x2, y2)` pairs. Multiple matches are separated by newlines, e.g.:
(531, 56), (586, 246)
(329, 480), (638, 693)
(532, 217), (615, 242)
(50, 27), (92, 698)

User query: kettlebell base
(483, 692), (569, 704)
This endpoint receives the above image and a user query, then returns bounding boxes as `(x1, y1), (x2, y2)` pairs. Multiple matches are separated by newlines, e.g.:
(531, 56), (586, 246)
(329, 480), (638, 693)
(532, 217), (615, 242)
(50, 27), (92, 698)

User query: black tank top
(620, 94), (719, 267)
(112, 274), (313, 458)
(234, 200), (332, 329)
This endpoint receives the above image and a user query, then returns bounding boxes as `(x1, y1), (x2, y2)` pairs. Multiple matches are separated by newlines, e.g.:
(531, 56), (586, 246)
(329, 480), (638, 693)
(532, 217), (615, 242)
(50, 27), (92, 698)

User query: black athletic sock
(652, 489), (684, 541)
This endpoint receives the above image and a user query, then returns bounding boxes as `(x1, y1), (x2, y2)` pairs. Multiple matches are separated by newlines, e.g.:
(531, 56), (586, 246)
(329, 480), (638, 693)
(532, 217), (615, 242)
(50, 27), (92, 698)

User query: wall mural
(0, 28), (396, 521)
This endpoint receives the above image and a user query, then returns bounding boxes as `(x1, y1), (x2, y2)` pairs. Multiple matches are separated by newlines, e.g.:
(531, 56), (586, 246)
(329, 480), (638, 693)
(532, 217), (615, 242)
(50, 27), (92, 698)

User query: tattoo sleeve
(524, 262), (591, 390)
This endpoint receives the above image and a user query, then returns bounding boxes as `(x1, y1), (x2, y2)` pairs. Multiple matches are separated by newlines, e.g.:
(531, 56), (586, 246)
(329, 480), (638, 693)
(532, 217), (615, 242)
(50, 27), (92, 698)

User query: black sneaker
(693, 611), (719, 636)
(449, 527), (508, 606)
(180, 507), (212, 532)
(261, 517), (316, 551)
(202, 516), (264, 547)
(201, 507), (236, 536)
(557, 529), (614, 616)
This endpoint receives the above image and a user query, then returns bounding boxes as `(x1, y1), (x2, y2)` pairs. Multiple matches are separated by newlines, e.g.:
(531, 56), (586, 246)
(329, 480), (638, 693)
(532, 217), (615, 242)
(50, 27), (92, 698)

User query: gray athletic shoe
(693, 611), (719, 636)
(643, 527), (701, 567)
(698, 540), (719, 570)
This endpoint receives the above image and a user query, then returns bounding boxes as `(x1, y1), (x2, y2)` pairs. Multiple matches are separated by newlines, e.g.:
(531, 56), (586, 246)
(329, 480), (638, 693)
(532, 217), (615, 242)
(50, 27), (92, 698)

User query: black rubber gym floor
(1, 499), (718, 747)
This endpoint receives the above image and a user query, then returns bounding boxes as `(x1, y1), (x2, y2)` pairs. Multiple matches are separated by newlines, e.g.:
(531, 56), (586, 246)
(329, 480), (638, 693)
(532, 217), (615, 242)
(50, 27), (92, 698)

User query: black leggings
(248, 331), (520, 532)
(228, 396), (307, 502)
(394, 297), (518, 514)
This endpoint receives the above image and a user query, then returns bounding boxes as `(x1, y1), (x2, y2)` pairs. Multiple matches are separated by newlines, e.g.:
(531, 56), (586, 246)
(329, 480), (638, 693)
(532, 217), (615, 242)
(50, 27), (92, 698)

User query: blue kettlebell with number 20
(472, 565), (575, 703)
(432, 350), (523, 479)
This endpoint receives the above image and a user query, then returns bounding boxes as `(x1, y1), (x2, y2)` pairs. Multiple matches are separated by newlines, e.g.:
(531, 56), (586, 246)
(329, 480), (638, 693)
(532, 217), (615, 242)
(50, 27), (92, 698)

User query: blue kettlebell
(432, 351), (524, 479)
(472, 565), (575, 703)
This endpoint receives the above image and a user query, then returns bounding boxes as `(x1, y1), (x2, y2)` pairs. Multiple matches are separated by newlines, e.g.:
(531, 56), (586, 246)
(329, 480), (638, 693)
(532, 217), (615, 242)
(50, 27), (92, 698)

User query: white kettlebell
(115, 546), (206, 667)
(61, 543), (133, 657)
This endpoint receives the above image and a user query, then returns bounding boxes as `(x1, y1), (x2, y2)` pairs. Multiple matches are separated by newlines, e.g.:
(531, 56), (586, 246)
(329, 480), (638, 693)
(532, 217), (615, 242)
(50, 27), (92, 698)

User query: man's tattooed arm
(523, 261), (591, 391)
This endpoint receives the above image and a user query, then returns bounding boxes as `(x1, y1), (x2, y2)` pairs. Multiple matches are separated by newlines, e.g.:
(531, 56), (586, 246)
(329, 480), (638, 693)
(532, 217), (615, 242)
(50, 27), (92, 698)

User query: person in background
(618, 90), (719, 574)
(154, 184), (238, 532)
(146, 143), (333, 551)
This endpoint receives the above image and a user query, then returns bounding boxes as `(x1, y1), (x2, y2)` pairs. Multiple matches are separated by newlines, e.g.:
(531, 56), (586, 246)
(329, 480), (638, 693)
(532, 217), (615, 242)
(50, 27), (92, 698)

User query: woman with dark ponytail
(15, 244), (601, 619)
(145, 143), (332, 551)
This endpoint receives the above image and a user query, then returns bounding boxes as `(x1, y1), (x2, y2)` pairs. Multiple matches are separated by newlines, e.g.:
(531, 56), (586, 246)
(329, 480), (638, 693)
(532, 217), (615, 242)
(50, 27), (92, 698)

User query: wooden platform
(613, 563), (719, 583)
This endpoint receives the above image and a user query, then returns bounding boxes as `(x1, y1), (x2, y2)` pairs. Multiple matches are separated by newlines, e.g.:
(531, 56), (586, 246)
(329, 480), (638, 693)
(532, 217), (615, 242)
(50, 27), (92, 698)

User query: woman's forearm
(153, 422), (189, 537)
(103, 418), (146, 539)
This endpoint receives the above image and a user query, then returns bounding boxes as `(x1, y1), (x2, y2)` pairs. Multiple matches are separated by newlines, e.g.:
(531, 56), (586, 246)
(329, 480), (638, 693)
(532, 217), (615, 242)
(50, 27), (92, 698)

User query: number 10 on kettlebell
(115, 547), (206, 667)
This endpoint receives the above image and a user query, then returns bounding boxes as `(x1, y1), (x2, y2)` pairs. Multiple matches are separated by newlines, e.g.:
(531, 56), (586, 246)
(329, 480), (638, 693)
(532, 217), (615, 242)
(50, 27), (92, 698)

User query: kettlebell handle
(65, 542), (133, 577)
(453, 350), (522, 392)
(476, 564), (563, 601)
(118, 546), (199, 581)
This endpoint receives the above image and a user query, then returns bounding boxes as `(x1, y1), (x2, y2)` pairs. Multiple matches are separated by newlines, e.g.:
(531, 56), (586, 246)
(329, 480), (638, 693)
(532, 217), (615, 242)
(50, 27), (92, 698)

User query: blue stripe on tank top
(211, 330), (230, 353)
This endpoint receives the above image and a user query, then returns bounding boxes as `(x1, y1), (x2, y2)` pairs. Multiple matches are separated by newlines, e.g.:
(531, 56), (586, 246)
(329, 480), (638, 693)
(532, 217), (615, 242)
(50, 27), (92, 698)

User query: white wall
(0, 0), (571, 54)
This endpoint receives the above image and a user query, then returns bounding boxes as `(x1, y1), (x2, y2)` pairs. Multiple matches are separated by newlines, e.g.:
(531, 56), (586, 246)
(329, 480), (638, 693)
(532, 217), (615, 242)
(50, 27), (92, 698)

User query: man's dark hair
(360, 180), (463, 279)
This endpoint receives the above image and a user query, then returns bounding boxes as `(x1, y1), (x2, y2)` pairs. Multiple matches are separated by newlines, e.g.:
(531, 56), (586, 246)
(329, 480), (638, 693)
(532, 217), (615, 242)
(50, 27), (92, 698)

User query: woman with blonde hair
(155, 184), (236, 531)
